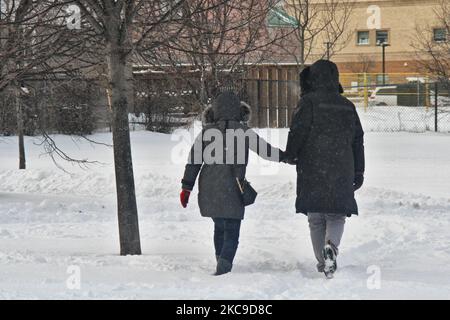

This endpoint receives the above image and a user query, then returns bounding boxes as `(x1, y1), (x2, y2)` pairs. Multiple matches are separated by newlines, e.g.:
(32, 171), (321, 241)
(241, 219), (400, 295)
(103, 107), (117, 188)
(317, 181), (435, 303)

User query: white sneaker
(322, 241), (338, 279)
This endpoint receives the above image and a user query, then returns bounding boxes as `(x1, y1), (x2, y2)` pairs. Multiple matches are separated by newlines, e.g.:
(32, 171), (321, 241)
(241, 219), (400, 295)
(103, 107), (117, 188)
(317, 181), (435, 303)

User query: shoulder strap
(224, 120), (240, 179)
(225, 120), (247, 181)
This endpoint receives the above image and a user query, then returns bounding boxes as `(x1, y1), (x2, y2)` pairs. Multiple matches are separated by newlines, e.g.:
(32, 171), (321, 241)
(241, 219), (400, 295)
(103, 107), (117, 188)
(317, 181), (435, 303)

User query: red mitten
(180, 189), (191, 208)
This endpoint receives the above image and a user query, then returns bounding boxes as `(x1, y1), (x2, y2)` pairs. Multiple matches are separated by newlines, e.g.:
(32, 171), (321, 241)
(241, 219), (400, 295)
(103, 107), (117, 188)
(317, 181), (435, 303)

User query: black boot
(215, 258), (232, 276)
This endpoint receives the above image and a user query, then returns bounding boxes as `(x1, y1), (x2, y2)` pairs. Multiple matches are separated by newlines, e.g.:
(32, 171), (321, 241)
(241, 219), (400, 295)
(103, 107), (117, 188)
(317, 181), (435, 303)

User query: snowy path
(0, 130), (449, 299)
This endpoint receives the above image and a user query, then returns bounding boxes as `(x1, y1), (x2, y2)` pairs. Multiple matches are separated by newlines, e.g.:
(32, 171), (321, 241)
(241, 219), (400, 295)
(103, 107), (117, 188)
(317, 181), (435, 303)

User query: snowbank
(0, 130), (449, 299)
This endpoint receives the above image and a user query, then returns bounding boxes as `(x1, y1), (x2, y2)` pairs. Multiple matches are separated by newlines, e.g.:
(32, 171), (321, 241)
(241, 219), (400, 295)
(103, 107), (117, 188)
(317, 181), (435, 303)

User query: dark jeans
(213, 218), (242, 264)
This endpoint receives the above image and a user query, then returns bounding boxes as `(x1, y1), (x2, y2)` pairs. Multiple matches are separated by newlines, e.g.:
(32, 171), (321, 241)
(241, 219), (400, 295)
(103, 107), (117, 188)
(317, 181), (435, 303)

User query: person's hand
(279, 151), (297, 165)
(285, 157), (298, 165)
(354, 173), (364, 191)
(180, 189), (191, 208)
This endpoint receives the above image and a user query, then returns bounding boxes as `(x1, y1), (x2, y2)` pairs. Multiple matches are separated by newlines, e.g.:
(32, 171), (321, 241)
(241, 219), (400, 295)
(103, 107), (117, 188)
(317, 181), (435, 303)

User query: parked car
(369, 86), (398, 106)
(369, 83), (449, 107)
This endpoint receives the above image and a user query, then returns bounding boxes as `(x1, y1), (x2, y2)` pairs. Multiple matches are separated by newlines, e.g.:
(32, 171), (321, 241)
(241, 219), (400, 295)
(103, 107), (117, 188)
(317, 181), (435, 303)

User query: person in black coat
(285, 60), (365, 278)
(180, 91), (285, 275)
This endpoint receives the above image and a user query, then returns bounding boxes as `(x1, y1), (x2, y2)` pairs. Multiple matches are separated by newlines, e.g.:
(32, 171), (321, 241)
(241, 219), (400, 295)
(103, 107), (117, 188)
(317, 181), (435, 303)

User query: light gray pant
(307, 212), (346, 271)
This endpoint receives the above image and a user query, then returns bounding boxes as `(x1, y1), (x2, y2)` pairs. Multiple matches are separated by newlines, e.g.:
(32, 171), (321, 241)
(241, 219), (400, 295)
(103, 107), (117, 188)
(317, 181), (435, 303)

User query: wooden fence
(242, 67), (300, 128)
(133, 65), (302, 129)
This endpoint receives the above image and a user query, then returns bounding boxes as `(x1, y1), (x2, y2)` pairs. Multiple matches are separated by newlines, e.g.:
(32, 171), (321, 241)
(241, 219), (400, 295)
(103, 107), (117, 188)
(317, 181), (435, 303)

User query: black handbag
(235, 177), (258, 206)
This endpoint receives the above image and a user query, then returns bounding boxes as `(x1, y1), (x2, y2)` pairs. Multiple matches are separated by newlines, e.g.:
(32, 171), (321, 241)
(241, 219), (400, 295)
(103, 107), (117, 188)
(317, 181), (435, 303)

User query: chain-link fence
(2, 73), (450, 135)
(340, 73), (450, 133)
(237, 74), (450, 132)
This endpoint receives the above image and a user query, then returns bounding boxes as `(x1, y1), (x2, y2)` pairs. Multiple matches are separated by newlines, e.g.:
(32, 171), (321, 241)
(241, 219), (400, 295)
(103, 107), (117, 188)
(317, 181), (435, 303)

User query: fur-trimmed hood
(203, 92), (251, 124)
(300, 61), (344, 96)
(309, 59), (340, 93)
(300, 66), (312, 97)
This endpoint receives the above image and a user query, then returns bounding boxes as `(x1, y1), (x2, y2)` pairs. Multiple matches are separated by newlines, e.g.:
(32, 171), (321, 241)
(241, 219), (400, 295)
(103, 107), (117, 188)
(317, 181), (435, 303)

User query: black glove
(354, 173), (364, 191)
(279, 151), (297, 165)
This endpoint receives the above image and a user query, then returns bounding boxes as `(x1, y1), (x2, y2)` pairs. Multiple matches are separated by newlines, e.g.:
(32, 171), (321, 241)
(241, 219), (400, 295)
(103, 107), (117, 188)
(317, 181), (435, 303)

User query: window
(434, 28), (447, 42)
(376, 30), (389, 45)
(357, 31), (370, 45)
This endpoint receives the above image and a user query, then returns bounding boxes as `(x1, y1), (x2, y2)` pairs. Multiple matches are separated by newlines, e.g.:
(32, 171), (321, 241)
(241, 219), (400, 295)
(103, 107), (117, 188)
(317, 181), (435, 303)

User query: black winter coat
(286, 60), (365, 216)
(182, 92), (282, 220)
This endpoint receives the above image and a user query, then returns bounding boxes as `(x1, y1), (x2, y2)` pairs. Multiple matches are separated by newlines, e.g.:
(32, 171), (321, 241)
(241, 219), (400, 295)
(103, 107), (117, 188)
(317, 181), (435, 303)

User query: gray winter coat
(182, 92), (283, 220)
(286, 60), (365, 216)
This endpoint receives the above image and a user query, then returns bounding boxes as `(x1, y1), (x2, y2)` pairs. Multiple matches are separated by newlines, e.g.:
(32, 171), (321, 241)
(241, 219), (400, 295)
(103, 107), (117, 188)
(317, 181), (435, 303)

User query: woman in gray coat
(180, 91), (286, 275)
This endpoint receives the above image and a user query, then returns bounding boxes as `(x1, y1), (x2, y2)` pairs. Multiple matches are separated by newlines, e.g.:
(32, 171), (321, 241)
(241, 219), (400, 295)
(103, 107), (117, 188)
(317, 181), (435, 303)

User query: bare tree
(144, 0), (286, 106)
(274, 0), (354, 70)
(413, 0), (450, 91)
(68, 0), (224, 255)
(0, 0), (93, 169)
(343, 53), (376, 74)
(0, 1), (90, 90)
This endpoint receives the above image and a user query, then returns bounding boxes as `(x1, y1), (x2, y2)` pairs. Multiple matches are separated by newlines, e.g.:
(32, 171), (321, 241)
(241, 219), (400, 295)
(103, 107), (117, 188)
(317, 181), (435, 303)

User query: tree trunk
(299, 32), (305, 72)
(15, 84), (26, 170)
(108, 44), (141, 256)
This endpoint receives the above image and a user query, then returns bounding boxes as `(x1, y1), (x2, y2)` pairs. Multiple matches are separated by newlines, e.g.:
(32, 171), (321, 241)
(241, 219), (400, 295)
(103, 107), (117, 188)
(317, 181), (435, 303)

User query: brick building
(278, 0), (445, 74)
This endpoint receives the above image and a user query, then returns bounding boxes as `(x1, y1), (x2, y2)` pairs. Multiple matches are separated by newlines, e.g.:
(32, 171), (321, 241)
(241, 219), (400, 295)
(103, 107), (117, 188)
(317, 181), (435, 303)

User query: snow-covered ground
(0, 128), (449, 299)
